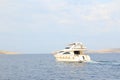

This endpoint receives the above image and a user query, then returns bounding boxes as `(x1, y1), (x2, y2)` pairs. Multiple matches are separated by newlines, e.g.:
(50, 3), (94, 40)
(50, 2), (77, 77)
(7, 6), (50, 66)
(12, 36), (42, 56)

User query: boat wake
(87, 60), (100, 63)
(88, 60), (120, 66)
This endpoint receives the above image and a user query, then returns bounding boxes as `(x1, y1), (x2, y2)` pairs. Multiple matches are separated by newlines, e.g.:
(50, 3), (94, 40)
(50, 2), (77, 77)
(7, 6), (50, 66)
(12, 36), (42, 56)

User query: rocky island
(87, 48), (120, 54)
(0, 50), (17, 54)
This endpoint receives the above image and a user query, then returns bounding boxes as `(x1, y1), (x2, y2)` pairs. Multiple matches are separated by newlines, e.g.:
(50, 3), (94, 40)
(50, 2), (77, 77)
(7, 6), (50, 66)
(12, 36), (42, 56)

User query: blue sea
(0, 53), (120, 80)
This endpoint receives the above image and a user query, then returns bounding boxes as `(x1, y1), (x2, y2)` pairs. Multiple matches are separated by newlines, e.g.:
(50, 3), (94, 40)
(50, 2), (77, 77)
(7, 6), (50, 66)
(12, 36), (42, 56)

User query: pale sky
(0, 0), (120, 53)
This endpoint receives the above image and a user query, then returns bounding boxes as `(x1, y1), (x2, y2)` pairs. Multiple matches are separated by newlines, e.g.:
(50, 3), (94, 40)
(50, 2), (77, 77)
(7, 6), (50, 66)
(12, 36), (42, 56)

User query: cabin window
(82, 56), (85, 60)
(74, 51), (80, 55)
(63, 52), (70, 54)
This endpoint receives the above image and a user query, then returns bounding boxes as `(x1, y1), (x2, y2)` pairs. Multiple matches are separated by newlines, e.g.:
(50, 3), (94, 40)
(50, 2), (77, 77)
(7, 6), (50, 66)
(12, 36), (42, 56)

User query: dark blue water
(0, 53), (120, 80)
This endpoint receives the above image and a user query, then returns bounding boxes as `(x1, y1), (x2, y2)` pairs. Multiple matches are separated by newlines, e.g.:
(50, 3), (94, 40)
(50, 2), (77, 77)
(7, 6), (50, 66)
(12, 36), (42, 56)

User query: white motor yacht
(53, 42), (91, 62)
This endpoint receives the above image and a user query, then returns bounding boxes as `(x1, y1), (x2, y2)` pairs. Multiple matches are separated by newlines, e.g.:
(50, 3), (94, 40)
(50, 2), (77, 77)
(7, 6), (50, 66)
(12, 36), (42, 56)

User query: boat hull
(54, 54), (91, 62)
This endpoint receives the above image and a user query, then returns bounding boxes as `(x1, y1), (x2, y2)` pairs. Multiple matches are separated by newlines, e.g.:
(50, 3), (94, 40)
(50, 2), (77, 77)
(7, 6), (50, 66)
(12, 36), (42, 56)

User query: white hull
(54, 54), (91, 62)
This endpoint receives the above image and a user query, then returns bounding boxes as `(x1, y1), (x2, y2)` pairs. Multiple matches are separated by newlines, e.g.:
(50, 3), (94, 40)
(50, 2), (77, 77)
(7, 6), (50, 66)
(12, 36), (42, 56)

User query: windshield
(65, 47), (70, 49)
(59, 51), (64, 53)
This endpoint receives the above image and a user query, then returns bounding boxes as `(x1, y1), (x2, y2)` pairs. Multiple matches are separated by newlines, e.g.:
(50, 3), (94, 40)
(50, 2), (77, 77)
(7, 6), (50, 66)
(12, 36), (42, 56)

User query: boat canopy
(66, 42), (86, 50)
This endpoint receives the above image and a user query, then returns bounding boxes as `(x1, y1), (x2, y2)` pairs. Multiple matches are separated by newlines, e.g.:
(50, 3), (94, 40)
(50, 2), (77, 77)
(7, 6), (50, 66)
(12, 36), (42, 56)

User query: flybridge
(65, 42), (87, 50)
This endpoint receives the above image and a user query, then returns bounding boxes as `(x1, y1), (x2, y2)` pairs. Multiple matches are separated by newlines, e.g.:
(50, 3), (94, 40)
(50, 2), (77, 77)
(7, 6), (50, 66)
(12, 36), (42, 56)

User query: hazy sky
(0, 0), (120, 53)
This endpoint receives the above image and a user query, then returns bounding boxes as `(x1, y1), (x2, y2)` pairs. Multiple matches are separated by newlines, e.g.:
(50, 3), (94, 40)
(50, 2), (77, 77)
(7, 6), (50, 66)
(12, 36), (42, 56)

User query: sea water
(0, 53), (120, 80)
